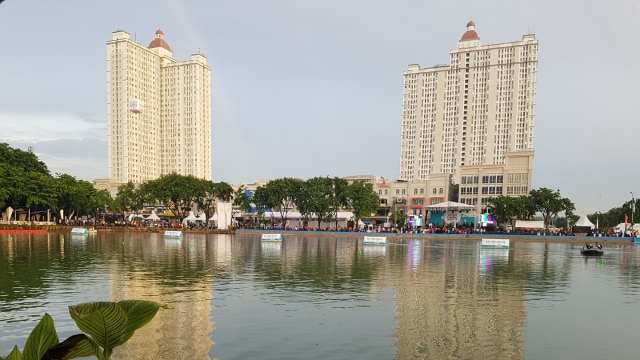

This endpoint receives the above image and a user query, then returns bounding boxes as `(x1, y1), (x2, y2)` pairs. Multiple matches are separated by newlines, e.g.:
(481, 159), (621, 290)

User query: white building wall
(399, 23), (538, 186)
(107, 30), (212, 185)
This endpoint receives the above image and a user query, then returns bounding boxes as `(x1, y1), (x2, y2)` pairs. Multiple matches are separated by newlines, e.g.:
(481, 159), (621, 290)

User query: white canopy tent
(145, 210), (161, 221)
(182, 211), (198, 224)
(128, 213), (145, 222)
(195, 213), (207, 222)
(574, 215), (595, 229)
(613, 223), (640, 233)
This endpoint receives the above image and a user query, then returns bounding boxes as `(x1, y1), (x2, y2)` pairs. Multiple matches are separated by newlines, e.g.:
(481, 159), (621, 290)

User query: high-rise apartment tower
(107, 29), (212, 184)
(400, 21), (537, 208)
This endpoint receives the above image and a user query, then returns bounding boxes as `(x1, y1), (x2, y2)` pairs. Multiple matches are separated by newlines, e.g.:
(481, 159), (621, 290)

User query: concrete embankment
(0, 224), (633, 245)
(236, 229), (634, 245)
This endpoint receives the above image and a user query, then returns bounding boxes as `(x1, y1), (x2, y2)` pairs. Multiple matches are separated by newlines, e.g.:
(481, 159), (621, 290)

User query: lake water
(1, 231), (639, 359)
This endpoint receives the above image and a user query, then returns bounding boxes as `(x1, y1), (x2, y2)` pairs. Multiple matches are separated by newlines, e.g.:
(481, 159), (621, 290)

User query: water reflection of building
(390, 241), (526, 359)
(110, 234), (221, 360)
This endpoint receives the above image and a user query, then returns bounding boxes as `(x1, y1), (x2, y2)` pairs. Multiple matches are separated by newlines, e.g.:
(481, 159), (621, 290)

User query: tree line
(487, 188), (637, 231)
(2, 142), (633, 230)
(235, 177), (380, 229)
(0, 143), (380, 226)
(0, 143), (112, 220)
(487, 189), (575, 231)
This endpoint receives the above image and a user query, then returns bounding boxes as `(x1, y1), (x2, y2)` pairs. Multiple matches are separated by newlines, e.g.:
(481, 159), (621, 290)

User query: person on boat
(596, 243), (603, 250)
(584, 243), (592, 249)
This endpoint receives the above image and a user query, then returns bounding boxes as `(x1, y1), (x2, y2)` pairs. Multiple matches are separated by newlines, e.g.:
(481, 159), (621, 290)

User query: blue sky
(1, 0), (639, 215)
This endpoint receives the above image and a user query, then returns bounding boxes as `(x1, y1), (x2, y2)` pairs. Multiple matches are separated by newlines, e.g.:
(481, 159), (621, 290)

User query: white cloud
(0, 113), (107, 181)
(0, 112), (106, 143)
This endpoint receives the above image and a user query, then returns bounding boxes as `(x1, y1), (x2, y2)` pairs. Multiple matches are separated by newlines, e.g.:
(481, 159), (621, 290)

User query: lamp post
(631, 192), (636, 233)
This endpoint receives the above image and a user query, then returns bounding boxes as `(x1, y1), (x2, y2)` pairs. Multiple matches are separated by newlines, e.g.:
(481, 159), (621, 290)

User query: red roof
(460, 30), (479, 41)
(148, 29), (171, 51)
(460, 21), (480, 41)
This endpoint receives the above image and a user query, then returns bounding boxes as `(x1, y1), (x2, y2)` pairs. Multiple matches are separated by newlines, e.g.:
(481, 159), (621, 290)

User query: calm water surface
(1, 231), (639, 359)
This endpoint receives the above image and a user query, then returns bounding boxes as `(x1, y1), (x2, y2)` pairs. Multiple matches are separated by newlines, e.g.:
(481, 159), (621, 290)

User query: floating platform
(164, 230), (184, 238)
(480, 238), (510, 249)
(363, 236), (387, 245)
(261, 233), (283, 241)
(70, 228), (89, 235)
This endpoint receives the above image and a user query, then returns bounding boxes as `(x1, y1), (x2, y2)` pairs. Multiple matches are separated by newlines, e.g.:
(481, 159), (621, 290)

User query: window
(439, 188), (444, 194)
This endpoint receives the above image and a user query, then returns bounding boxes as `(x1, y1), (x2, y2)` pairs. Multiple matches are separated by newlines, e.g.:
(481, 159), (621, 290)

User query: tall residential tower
(106, 29), (212, 185)
(400, 21), (537, 208)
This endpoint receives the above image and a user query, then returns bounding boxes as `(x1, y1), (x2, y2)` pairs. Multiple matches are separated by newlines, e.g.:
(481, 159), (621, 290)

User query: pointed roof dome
(460, 21), (480, 41)
(148, 29), (172, 51)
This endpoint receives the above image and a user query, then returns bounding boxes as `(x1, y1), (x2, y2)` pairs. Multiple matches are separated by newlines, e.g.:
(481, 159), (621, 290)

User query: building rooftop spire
(460, 21), (480, 41)
(148, 29), (172, 51)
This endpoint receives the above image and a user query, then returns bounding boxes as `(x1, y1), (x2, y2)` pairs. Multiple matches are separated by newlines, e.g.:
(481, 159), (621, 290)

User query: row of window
(506, 185), (529, 195)
(377, 187), (446, 196)
(507, 173), (528, 183)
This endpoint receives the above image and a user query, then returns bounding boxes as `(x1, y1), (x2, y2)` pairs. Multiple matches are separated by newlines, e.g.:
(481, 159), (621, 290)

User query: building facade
(399, 21), (537, 212)
(106, 29), (212, 185)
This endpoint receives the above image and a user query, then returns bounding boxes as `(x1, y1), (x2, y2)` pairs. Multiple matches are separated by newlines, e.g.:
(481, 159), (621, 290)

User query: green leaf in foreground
(115, 300), (167, 346)
(4, 345), (22, 360)
(68, 302), (127, 358)
(41, 334), (96, 360)
(22, 313), (59, 360)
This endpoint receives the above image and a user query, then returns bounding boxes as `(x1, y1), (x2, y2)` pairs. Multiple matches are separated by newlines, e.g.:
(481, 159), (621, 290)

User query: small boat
(580, 246), (604, 256)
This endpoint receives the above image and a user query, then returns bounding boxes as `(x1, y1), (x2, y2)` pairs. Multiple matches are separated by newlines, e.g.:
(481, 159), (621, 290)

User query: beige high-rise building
(399, 21), (537, 208)
(106, 29), (212, 185)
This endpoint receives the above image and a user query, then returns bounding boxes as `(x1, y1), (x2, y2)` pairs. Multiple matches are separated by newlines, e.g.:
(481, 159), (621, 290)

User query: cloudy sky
(1, 0), (639, 215)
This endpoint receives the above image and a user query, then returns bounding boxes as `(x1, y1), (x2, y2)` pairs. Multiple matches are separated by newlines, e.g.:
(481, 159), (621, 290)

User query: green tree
(343, 181), (379, 229)
(0, 163), (57, 210)
(529, 188), (575, 232)
(0, 142), (50, 176)
(513, 195), (537, 220)
(196, 180), (235, 222)
(252, 185), (275, 227)
(233, 185), (253, 213)
(0, 143), (111, 221)
(298, 177), (333, 229)
(114, 181), (143, 214)
(260, 178), (303, 228)
(328, 177), (350, 229)
(55, 174), (108, 219)
(139, 173), (207, 222)
(390, 209), (407, 230)
(487, 195), (516, 226)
